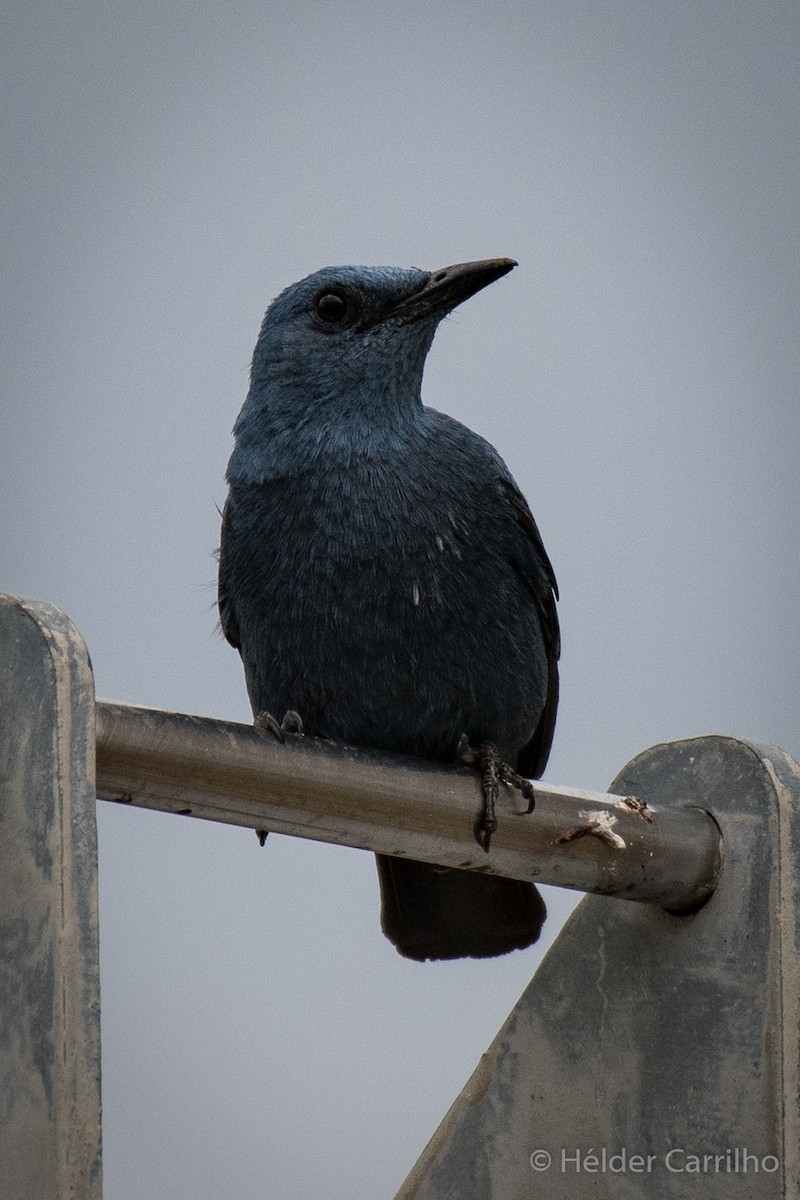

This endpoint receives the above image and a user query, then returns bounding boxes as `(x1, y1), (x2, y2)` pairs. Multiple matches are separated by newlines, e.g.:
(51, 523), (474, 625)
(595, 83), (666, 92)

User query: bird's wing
(217, 498), (241, 650)
(496, 471), (561, 779)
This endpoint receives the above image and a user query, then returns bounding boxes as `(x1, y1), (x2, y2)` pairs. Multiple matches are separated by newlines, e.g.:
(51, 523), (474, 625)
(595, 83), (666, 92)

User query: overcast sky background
(3, 2), (799, 1197)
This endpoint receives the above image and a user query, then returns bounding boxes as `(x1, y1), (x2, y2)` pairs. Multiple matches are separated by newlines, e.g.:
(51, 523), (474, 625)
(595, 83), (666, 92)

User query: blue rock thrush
(219, 259), (559, 960)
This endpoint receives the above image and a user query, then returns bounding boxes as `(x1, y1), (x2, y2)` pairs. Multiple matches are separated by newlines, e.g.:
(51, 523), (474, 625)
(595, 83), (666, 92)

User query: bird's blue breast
(223, 415), (547, 761)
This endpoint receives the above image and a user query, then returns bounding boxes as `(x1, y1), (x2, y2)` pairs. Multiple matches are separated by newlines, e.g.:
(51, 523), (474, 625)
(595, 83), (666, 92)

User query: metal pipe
(94, 700), (722, 910)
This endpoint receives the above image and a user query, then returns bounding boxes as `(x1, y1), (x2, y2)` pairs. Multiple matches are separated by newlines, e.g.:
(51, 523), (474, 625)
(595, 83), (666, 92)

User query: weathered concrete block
(0, 595), (101, 1200)
(396, 737), (800, 1199)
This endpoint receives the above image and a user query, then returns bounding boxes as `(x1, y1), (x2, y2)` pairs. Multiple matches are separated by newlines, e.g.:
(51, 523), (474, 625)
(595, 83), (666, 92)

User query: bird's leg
(457, 735), (536, 852)
(252, 710), (305, 844)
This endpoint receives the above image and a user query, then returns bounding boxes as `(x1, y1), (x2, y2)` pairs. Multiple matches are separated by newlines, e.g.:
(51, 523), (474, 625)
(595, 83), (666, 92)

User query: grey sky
(3, 2), (799, 1196)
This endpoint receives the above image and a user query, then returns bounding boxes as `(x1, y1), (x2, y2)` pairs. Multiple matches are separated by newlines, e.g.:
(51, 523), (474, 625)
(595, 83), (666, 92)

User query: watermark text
(529, 1147), (779, 1175)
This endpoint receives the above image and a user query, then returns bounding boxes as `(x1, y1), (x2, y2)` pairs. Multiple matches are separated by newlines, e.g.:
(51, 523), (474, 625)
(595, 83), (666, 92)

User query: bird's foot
(252, 710), (304, 845)
(457, 735), (536, 852)
(254, 709), (304, 742)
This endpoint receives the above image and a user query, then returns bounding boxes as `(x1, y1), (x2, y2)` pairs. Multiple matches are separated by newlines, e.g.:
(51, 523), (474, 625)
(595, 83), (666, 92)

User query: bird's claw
(254, 709), (305, 743)
(252, 710), (305, 844)
(457, 735), (536, 852)
(280, 710), (304, 736)
(254, 711), (284, 742)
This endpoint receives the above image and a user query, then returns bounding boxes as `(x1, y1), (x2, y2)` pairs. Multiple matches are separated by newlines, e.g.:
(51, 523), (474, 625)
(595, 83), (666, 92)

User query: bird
(218, 258), (559, 960)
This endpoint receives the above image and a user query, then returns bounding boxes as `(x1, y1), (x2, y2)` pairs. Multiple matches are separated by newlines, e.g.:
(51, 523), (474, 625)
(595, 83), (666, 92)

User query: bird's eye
(314, 292), (349, 324)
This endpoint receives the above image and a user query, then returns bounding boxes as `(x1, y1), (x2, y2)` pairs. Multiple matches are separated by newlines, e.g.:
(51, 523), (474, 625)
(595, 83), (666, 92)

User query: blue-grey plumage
(220, 259), (559, 960)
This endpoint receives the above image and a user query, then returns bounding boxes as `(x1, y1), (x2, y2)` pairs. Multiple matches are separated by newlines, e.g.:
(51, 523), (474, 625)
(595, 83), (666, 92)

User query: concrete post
(395, 736), (800, 1199)
(0, 595), (102, 1199)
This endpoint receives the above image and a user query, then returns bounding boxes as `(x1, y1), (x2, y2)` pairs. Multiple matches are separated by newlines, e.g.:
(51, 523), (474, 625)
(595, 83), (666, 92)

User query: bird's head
(231, 258), (516, 469)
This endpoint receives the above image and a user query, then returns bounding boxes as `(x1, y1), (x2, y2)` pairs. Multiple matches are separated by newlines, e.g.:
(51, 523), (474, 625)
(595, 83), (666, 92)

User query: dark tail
(376, 854), (546, 961)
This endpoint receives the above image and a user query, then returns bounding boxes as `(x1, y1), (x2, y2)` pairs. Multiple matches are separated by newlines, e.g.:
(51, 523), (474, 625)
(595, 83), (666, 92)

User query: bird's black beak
(386, 258), (517, 323)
